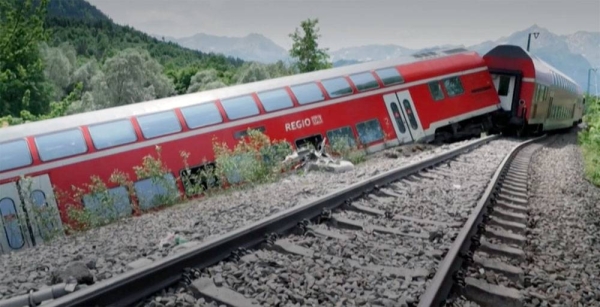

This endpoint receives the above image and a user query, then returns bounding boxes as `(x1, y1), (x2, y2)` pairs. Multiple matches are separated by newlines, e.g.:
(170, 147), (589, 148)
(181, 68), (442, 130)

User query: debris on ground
(282, 138), (354, 173)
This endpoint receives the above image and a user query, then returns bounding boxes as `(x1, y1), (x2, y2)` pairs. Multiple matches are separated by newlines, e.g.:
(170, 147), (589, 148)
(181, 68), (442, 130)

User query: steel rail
(416, 134), (547, 307)
(4, 134), (501, 307)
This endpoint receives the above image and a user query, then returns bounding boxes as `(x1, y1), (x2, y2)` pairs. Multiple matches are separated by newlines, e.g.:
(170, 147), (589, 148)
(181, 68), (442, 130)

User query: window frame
(0, 139), (33, 172)
(374, 67), (405, 86)
(256, 88), (295, 113)
(136, 110), (183, 140)
(180, 101), (223, 129)
(220, 94), (261, 120)
(87, 119), (138, 150)
(290, 82), (326, 105)
(34, 128), (89, 162)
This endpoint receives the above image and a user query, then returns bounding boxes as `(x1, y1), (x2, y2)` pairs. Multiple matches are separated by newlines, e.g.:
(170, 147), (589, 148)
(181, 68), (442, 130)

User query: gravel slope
(0, 136), (511, 301)
(524, 132), (600, 306)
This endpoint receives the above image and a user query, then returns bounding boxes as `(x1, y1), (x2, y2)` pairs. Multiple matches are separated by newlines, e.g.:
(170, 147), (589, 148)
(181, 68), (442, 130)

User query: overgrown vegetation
(578, 94), (600, 186)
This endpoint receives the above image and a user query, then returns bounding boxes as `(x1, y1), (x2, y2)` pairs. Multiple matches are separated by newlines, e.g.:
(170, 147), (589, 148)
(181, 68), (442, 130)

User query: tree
(233, 62), (271, 84)
(288, 18), (332, 73)
(186, 69), (226, 93)
(0, 0), (52, 117)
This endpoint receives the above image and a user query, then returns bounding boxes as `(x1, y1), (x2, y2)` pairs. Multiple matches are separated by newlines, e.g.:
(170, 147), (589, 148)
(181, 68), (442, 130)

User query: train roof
(0, 47), (480, 143)
(484, 45), (582, 93)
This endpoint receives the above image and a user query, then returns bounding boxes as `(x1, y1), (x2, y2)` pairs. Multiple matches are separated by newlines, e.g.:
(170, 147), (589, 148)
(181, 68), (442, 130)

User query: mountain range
(156, 25), (599, 90)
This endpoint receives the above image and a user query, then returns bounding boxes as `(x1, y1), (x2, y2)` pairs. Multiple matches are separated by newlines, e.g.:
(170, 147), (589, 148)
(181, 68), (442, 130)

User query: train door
(0, 175), (63, 254)
(19, 175), (64, 245)
(0, 182), (34, 253)
(393, 90), (426, 142)
(383, 93), (412, 144)
(492, 74), (516, 111)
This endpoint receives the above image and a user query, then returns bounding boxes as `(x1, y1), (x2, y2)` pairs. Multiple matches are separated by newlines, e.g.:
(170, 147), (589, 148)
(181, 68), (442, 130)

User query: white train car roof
(0, 48), (477, 143)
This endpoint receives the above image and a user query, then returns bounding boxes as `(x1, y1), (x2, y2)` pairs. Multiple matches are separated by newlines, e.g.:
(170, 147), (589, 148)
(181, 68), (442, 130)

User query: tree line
(0, 0), (332, 126)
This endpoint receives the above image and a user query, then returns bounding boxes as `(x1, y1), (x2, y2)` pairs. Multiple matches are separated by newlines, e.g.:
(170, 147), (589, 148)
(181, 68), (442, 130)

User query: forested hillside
(0, 0), (296, 125)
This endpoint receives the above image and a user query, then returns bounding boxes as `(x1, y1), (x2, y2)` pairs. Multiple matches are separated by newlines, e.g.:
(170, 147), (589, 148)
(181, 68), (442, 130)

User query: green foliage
(0, 0), (52, 117)
(578, 94), (600, 186)
(327, 135), (367, 165)
(212, 129), (293, 186)
(288, 18), (332, 73)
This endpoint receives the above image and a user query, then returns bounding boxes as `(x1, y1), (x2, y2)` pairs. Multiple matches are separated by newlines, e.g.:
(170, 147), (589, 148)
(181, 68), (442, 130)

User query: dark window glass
(257, 89), (294, 112)
(0, 139), (32, 172)
(375, 67), (404, 86)
(83, 186), (132, 219)
(428, 81), (445, 101)
(321, 77), (353, 98)
(181, 102), (223, 129)
(133, 174), (177, 210)
(498, 76), (510, 96)
(402, 99), (419, 130)
(35, 129), (88, 162)
(442, 77), (464, 97)
(356, 119), (384, 144)
(290, 83), (325, 105)
(0, 198), (25, 249)
(326, 126), (356, 148)
(221, 95), (260, 120)
(88, 119), (137, 150)
(349, 72), (380, 92)
(389, 102), (407, 133)
(234, 126), (266, 139)
(137, 111), (182, 139)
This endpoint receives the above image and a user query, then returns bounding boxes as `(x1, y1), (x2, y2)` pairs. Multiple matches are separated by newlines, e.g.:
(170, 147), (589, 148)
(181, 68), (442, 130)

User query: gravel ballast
(524, 132), (600, 306)
(140, 138), (521, 307)
(0, 137), (517, 301)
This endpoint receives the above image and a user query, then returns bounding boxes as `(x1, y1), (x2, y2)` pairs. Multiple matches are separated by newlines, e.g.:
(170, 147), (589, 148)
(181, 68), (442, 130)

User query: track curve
(0, 134), (548, 307)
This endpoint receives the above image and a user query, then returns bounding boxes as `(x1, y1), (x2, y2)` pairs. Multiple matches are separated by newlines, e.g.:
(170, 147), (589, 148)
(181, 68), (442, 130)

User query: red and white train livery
(0, 45), (583, 253)
(483, 45), (585, 135)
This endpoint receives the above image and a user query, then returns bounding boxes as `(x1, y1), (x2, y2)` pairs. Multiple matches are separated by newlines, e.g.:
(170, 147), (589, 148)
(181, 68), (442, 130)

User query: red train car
(483, 45), (584, 135)
(0, 48), (501, 253)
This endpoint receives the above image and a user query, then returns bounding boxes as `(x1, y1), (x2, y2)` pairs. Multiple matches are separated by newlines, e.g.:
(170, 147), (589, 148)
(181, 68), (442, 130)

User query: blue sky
(87, 0), (600, 50)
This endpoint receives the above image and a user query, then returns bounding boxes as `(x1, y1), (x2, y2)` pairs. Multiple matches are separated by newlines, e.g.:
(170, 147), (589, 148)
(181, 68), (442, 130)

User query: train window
(322, 77), (353, 98)
(326, 126), (356, 148)
(356, 119), (384, 144)
(181, 102), (223, 129)
(295, 134), (324, 150)
(290, 82), (325, 105)
(82, 186), (132, 219)
(133, 173), (177, 210)
(35, 128), (88, 162)
(0, 139), (32, 172)
(137, 110), (182, 139)
(349, 72), (380, 92)
(497, 76), (511, 96)
(389, 102), (407, 133)
(88, 119), (137, 150)
(221, 95), (260, 120)
(375, 67), (404, 86)
(442, 77), (464, 97)
(234, 126), (266, 139)
(257, 88), (294, 112)
(0, 198), (25, 249)
(428, 81), (445, 101)
(402, 99), (419, 130)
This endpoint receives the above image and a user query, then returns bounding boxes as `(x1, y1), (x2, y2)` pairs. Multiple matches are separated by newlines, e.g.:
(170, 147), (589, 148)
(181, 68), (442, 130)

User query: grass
(578, 94), (600, 186)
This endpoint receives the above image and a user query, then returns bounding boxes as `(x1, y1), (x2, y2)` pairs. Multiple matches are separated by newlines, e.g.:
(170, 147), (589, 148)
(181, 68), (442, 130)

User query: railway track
(0, 134), (546, 307)
(419, 137), (544, 307)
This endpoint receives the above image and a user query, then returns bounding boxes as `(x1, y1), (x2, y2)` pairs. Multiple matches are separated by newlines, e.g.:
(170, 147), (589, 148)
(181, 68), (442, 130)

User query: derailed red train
(0, 44), (584, 253)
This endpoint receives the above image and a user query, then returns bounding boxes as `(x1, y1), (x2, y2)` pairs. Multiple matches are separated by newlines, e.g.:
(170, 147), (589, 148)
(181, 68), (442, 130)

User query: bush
(578, 94), (600, 186)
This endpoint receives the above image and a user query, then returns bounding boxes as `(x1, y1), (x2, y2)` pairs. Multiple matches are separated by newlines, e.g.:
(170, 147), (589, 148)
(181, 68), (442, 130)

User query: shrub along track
(0, 134), (541, 307)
